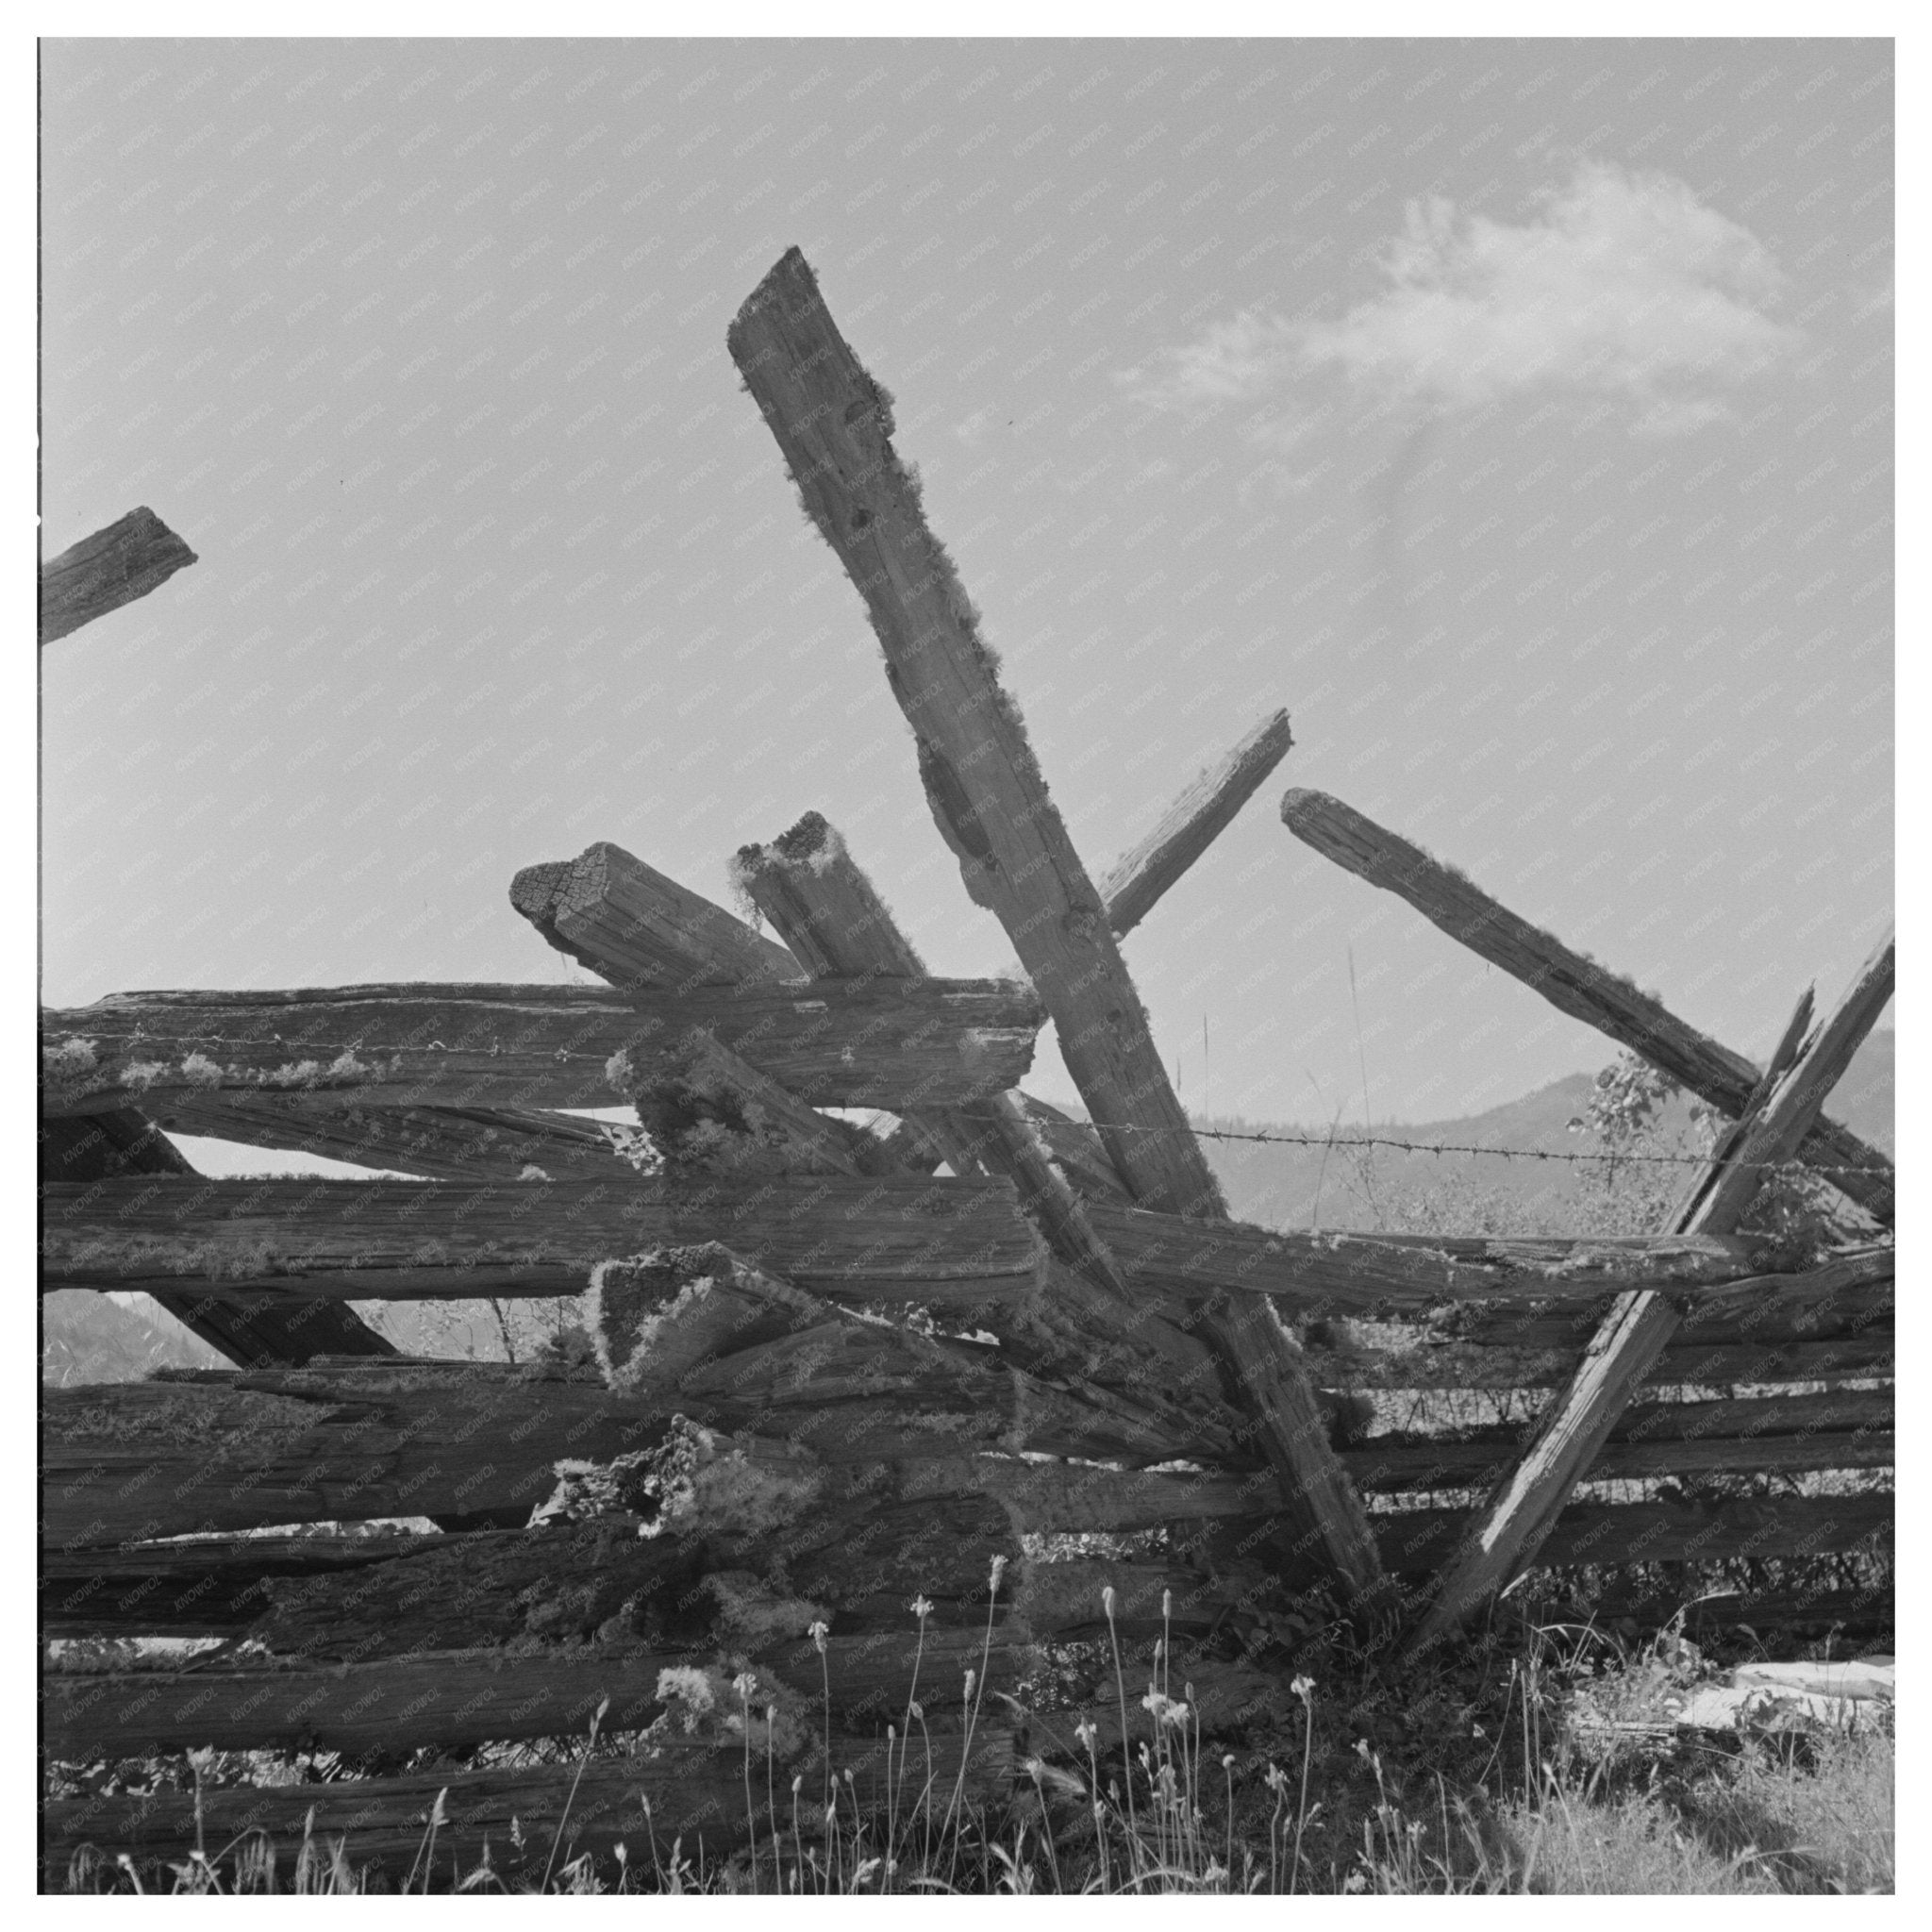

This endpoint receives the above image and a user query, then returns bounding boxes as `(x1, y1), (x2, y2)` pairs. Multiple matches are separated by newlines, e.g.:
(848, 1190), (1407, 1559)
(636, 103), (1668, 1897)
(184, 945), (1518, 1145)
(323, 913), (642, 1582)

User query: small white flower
(808, 1618), (829, 1652)
(1291, 1674), (1315, 1701)
(910, 1595), (933, 1622)
(734, 1671), (758, 1700)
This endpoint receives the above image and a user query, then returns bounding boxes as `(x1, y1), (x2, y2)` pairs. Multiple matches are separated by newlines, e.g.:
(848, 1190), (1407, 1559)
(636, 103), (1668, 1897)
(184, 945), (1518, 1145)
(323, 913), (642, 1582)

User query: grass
(52, 1587), (1892, 1896)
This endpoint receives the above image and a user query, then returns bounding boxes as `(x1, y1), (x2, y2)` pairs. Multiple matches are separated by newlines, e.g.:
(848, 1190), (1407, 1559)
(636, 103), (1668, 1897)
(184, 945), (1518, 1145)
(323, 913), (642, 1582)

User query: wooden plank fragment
(1407, 933), (1894, 1648)
(511, 840), (800, 991)
(42, 977), (1042, 1115)
(1281, 789), (1894, 1226)
(729, 246), (1386, 1604)
(40, 507), (197, 645)
(1100, 708), (1295, 938)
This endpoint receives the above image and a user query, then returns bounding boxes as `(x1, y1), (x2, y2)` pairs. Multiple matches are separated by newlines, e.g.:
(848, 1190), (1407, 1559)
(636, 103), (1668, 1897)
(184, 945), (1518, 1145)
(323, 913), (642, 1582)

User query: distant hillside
(1197, 1028), (1893, 1235)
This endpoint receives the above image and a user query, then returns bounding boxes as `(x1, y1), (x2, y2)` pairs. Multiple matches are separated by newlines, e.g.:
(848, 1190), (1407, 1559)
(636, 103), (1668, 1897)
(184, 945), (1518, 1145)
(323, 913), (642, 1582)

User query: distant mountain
(1195, 1027), (1892, 1235)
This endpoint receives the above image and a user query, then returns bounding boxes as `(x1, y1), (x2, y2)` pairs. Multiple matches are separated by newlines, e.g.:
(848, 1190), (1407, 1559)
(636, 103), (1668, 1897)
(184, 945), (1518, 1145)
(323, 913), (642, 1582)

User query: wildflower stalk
(1102, 1586), (1141, 1857)
(543, 1695), (608, 1894)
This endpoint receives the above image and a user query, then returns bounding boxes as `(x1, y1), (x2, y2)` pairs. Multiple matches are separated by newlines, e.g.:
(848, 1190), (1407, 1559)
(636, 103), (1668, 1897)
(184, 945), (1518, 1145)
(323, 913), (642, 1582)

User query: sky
(40, 36), (1894, 1133)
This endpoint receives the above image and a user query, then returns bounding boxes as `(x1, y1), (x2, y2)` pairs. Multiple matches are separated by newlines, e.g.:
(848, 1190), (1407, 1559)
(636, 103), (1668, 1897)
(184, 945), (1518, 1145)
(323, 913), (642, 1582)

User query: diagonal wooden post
(1282, 789), (1893, 1228)
(730, 247), (1386, 1603)
(1407, 929), (1893, 1651)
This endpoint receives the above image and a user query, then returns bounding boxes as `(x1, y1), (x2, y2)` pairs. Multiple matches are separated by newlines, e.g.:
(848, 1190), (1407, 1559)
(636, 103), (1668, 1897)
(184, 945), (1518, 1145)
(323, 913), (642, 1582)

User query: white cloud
(954, 407), (994, 447)
(1129, 163), (1805, 441)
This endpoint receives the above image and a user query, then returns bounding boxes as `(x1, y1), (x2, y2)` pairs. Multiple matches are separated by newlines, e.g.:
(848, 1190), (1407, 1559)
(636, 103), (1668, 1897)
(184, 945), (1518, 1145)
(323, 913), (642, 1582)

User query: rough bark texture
(729, 248), (1383, 1604)
(40, 507), (197, 646)
(1100, 708), (1295, 938)
(1281, 789), (1894, 1227)
(1410, 937), (1893, 1646)
(44, 978), (1041, 1114)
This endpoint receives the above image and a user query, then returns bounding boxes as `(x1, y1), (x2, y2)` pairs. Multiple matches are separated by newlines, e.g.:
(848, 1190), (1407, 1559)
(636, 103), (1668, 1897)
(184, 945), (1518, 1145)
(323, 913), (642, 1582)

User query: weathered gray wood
(1100, 708), (1294, 938)
(1281, 789), (1894, 1227)
(47, 1174), (1876, 1315)
(43, 978), (1041, 1115)
(42, 1725), (1019, 1880)
(39, 1108), (397, 1365)
(146, 1092), (624, 1180)
(1409, 934), (1894, 1647)
(512, 840), (800, 991)
(40, 507), (197, 646)
(730, 247), (1385, 1603)
(42, 1174), (1042, 1307)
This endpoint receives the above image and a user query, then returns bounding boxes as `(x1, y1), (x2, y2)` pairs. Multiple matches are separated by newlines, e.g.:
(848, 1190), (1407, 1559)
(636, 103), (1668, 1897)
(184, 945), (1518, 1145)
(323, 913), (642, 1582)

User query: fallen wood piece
(1281, 789), (1894, 1227)
(1408, 932), (1894, 1649)
(39, 1108), (397, 1365)
(42, 1724), (1020, 1881)
(40, 507), (197, 646)
(730, 248), (1384, 1604)
(42, 977), (1041, 1115)
(41, 1173), (1043, 1306)
(146, 1092), (624, 1179)
(512, 841), (800, 991)
(1100, 708), (1295, 938)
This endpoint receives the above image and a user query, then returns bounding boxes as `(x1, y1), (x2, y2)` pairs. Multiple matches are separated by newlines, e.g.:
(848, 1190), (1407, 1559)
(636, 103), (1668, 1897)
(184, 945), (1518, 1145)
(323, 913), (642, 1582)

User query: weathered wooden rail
(39, 253), (1891, 1885)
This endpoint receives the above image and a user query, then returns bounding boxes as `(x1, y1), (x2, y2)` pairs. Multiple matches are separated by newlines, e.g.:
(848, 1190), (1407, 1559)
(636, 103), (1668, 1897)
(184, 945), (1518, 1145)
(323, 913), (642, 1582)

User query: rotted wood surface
(41, 1172), (1044, 1305)
(1100, 708), (1295, 939)
(511, 840), (800, 991)
(40, 507), (198, 646)
(39, 1107), (396, 1365)
(1281, 789), (1894, 1227)
(43, 977), (1041, 1115)
(1411, 935), (1894, 1647)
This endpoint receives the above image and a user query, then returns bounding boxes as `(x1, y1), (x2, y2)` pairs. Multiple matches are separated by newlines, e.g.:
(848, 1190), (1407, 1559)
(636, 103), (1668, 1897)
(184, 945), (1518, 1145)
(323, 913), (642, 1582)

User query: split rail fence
(39, 251), (1893, 1882)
